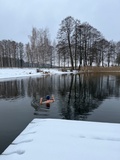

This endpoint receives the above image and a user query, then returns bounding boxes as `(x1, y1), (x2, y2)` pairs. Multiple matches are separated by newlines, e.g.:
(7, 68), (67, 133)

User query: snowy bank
(0, 68), (73, 81)
(1, 119), (120, 160)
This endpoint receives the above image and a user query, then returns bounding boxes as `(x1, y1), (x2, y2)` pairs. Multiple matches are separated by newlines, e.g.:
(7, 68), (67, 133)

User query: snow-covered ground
(0, 68), (120, 160)
(1, 119), (120, 160)
(0, 68), (71, 81)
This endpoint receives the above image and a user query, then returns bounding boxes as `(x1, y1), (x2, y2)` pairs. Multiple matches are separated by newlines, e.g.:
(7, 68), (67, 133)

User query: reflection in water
(27, 76), (55, 99)
(1, 73), (120, 154)
(0, 73), (120, 120)
(57, 73), (120, 120)
(0, 80), (25, 99)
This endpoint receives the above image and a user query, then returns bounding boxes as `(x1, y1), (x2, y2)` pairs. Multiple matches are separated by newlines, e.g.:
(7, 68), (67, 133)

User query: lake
(0, 73), (120, 153)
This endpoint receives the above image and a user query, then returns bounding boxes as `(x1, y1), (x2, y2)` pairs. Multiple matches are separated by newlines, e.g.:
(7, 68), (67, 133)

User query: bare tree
(106, 41), (116, 67)
(116, 41), (120, 66)
(25, 43), (31, 67)
(19, 42), (24, 67)
(57, 16), (75, 70)
(27, 27), (52, 67)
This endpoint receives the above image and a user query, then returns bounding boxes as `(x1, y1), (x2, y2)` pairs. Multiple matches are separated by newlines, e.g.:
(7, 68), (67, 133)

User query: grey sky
(0, 0), (120, 43)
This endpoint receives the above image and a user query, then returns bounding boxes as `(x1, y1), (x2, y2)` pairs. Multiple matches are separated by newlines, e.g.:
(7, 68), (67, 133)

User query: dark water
(0, 73), (120, 153)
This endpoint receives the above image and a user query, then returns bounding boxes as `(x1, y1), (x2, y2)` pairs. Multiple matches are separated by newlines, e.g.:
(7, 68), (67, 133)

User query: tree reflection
(0, 80), (25, 99)
(27, 76), (56, 99)
(0, 73), (120, 120)
(59, 73), (120, 120)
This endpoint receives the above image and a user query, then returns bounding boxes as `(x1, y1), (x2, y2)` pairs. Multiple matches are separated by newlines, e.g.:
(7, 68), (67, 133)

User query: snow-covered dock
(0, 119), (120, 160)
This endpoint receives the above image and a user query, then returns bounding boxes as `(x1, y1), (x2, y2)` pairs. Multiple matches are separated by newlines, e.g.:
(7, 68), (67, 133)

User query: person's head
(46, 103), (50, 109)
(46, 95), (50, 100)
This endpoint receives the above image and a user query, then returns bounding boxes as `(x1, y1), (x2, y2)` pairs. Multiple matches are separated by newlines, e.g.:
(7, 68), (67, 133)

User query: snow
(0, 68), (65, 80)
(0, 68), (73, 81)
(0, 119), (120, 160)
(0, 68), (120, 160)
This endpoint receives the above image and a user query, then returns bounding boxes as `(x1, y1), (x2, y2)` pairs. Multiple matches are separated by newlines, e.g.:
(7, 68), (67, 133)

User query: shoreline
(0, 67), (120, 82)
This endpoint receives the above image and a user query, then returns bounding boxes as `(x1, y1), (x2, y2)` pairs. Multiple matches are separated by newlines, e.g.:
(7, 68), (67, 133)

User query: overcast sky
(0, 0), (120, 44)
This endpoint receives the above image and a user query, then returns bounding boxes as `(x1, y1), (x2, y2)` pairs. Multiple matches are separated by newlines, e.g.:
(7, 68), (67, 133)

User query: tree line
(25, 28), (56, 68)
(57, 16), (120, 69)
(0, 40), (24, 67)
(0, 16), (120, 68)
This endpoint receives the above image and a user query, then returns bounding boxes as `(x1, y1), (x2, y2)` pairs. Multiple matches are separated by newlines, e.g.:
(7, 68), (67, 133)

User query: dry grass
(79, 66), (120, 73)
